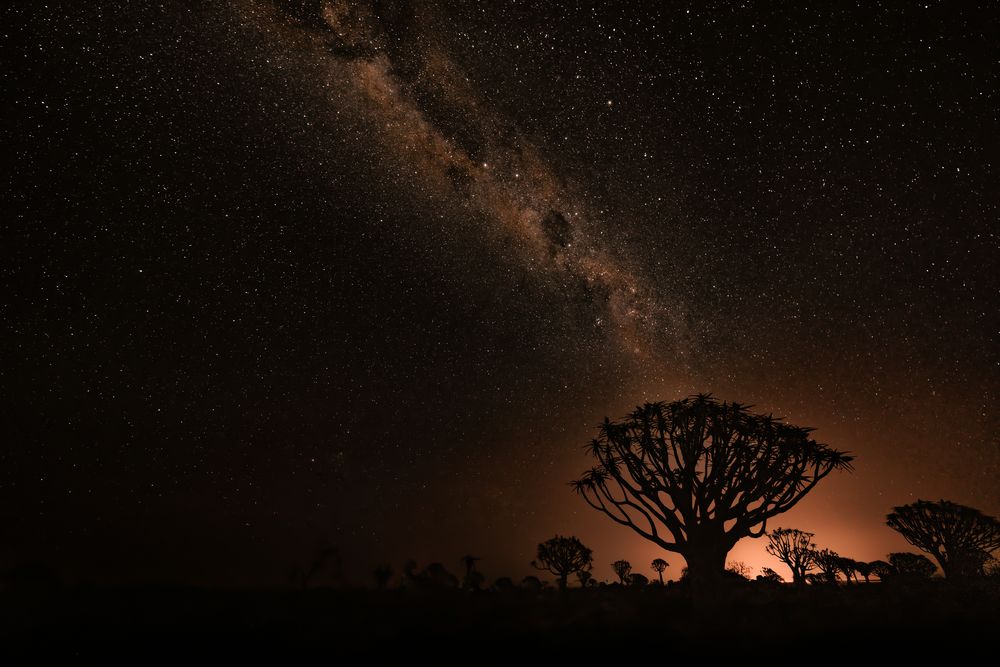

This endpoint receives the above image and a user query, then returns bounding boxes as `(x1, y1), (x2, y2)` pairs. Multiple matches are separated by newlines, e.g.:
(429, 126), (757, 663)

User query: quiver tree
(868, 560), (893, 581)
(887, 552), (937, 580)
(651, 558), (668, 584)
(765, 528), (818, 584)
(531, 535), (593, 591)
(834, 556), (859, 583)
(813, 549), (842, 584)
(611, 559), (632, 584)
(887, 500), (1000, 579)
(573, 395), (853, 588)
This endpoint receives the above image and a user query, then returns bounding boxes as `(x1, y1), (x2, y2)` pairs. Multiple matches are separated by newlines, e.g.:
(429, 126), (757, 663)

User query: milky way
(233, 0), (694, 365)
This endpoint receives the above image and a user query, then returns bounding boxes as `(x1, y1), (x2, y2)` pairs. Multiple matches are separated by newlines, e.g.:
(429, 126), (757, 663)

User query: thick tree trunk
(558, 573), (568, 591)
(682, 541), (730, 591)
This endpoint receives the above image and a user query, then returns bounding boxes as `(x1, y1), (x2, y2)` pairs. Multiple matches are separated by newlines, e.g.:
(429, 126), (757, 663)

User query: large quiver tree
(887, 500), (1000, 579)
(572, 394), (853, 588)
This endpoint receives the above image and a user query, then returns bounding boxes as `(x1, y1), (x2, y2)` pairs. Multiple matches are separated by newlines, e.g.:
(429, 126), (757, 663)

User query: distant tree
(727, 561), (752, 580)
(424, 563), (459, 588)
(577, 570), (593, 587)
(460, 554), (482, 591)
(521, 575), (543, 593)
(531, 535), (593, 591)
(887, 552), (937, 580)
(853, 560), (874, 583)
(887, 500), (1000, 579)
(813, 549), (841, 584)
(401, 560), (459, 589)
(464, 571), (485, 591)
(629, 573), (649, 587)
(651, 558), (669, 584)
(573, 395), (852, 588)
(492, 576), (515, 592)
(461, 555), (480, 577)
(868, 560), (893, 581)
(373, 564), (392, 590)
(834, 556), (859, 583)
(612, 559), (632, 584)
(757, 567), (784, 583)
(766, 528), (818, 584)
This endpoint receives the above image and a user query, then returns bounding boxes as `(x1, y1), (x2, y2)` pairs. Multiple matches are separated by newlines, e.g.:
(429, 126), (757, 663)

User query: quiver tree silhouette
(766, 527), (819, 584)
(887, 552), (937, 580)
(577, 570), (593, 587)
(853, 560), (874, 583)
(887, 500), (1000, 579)
(573, 395), (852, 588)
(813, 549), (842, 584)
(651, 558), (668, 584)
(834, 556), (860, 583)
(531, 535), (593, 591)
(612, 559), (632, 584)
(868, 560), (893, 581)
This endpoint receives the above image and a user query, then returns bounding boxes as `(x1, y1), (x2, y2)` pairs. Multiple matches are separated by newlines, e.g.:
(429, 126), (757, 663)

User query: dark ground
(4, 581), (996, 657)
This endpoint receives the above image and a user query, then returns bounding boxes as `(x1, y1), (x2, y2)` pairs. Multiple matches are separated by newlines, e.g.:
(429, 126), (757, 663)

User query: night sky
(5, 1), (998, 587)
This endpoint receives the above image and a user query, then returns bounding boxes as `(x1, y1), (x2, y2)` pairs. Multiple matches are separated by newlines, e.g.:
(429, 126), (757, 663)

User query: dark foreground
(4, 581), (996, 657)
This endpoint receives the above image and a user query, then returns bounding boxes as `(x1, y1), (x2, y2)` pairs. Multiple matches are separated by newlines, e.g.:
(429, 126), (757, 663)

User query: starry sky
(5, 1), (998, 586)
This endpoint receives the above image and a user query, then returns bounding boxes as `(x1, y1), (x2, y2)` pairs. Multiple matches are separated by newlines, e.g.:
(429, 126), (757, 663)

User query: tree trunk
(682, 542), (730, 591)
(657, 572), (664, 585)
(558, 573), (568, 591)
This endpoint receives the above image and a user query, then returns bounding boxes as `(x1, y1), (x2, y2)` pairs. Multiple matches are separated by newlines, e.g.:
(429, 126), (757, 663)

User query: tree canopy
(766, 527), (818, 584)
(887, 500), (1000, 579)
(531, 535), (593, 591)
(573, 395), (853, 586)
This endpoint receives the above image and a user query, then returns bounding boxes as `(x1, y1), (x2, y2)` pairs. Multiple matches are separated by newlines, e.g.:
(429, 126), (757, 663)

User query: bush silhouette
(629, 573), (649, 587)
